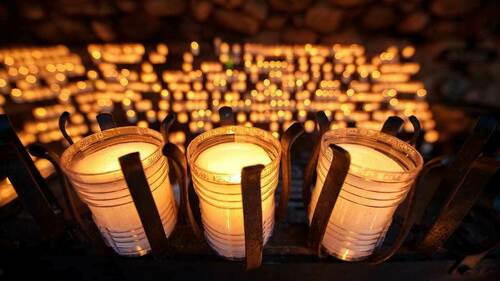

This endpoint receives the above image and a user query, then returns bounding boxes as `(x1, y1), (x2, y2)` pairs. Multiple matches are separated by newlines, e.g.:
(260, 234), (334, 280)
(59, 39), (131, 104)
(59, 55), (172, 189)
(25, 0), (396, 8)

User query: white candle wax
(193, 142), (275, 258)
(195, 142), (271, 178)
(72, 142), (157, 174)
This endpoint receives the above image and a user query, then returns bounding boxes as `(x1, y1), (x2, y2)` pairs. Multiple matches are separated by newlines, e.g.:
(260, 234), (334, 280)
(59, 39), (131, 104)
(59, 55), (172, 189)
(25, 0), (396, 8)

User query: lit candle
(308, 128), (422, 261)
(61, 127), (177, 256)
(187, 126), (281, 259)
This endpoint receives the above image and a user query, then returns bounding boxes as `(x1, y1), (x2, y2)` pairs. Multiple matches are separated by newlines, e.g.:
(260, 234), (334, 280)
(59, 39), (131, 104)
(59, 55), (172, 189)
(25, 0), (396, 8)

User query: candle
(308, 128), (422, 261)
(187, 126), (281, 259)
(61, 126), (177, 256)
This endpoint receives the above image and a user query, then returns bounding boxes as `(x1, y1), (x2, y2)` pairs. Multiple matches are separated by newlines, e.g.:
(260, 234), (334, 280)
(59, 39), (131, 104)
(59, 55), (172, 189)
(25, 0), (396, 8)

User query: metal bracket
(417, 157), (499, 254)
(162, 143), (202, 238)
(119, 152), (169, 257)
(96, 112), (116, 131)
(218, 106), (235, 126)
(416, 117), (497, 254)
(160, 113), (176, 142)
(302, 111), (330, 209)
(277, 122), (304, 221)
(58, 111), (74, 145)
(0, 114), (64, 239)
(381, 116), (405, 136)
(241, 164), (265, 270)
(308, 144), (350, 255)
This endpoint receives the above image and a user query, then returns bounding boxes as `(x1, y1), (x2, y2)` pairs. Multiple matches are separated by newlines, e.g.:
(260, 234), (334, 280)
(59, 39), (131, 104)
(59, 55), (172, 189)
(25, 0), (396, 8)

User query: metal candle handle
(305, 112), (423, 263)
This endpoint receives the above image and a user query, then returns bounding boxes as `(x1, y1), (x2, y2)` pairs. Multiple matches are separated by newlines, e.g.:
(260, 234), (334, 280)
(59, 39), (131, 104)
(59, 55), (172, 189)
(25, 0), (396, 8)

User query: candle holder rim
(320, 127), (423, 180)
(186, 125), (281, 183)
(60, 126), (165, 177)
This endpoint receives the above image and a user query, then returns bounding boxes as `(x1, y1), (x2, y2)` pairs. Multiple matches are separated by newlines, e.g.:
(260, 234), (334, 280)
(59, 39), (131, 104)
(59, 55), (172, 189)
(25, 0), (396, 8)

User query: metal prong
(96, 112), (116, 131)
(218, 106), (235, 127)
(160, 113), (176, 142)
(58, 111), (74, 145)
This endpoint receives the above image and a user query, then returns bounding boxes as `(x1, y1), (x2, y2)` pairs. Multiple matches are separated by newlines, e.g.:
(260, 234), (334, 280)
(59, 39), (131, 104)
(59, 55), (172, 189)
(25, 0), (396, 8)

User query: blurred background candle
(61, 126), (177, 257)
(308, 128), (422, 261)
(187, 126), (281, 259)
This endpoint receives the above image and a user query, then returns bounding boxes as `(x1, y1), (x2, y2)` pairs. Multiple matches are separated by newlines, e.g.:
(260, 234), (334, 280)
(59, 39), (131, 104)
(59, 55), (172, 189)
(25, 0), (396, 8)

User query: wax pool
(195, 142), (271, 176)
(338, 143), (403, 172)
(72, 142), (157, 173)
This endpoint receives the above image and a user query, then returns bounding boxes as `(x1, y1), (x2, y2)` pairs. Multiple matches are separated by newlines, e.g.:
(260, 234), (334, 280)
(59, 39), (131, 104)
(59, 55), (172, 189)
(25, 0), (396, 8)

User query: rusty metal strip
(450, 241), (500, 276)
(58, 111), (74, 145)
(119, 152), (168, 257)
(308, 144), (350, 255)
(381, 116), (404, 137)
(96, 112), (116, 131)
(302, 111), (330, 209)
(367, 183), (417, 264)
(241, 164), (265, 270)
(27, 143), (92, 241)
(218, 106), (235, 126)
(0, 115), (64, 239)
(277, 122), (304, 220)
(417, 157), (499, 254)
(408, 115), (421, 147)
(417, 117), (497, 253)
(162, 143), (202, 238)
(160, 113), (176, 142)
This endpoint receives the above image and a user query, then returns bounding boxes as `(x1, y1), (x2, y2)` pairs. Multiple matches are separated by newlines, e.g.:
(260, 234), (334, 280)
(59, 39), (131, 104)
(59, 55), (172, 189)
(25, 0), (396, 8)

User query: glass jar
(308, 128), (423, 261)
(187, 126), (281, 259)
(60, 126), (177, 256)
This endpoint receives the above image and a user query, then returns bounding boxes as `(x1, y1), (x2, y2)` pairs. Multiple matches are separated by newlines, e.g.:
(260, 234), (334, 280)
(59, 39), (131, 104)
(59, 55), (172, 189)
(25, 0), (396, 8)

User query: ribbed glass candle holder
(308, 128), (423, 261)
(187, 126), (281, 259)
(61, 126), (177, 256)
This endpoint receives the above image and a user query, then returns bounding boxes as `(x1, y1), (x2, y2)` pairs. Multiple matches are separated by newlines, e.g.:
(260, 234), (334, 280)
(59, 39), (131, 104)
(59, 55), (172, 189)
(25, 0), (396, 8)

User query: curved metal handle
(308, 144), (350, 255)
(160, 113), (176, 142)
(366, 155), (447, 264)
(162, 143), (202, 238)
(277, 122), (304, 220)
(241, 164), (265, 270)
(381, 116), (404, 136)
(119, 152), (169, 257)
(218, 106), (235, 127)
(302, 111), (330, 209)
(27, 143), (91, 241)
(96, 112), (116, 131)
(58, 111), (74, 145)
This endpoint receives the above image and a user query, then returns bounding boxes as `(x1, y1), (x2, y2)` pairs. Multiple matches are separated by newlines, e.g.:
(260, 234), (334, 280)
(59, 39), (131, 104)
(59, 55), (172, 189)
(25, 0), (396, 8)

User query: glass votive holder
(186, 125), (281, 259)
(308, 128), (423, 261)
(60, 126), (177, 257)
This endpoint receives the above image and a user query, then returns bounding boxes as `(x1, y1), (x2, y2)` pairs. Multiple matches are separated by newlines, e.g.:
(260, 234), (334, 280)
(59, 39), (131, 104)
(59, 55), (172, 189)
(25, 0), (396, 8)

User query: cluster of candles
(1, 41), (432, 261)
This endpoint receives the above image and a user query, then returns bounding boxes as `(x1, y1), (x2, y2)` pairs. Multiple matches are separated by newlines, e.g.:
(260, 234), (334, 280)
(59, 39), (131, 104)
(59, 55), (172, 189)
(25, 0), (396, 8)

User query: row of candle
(9, 105), (419, 261)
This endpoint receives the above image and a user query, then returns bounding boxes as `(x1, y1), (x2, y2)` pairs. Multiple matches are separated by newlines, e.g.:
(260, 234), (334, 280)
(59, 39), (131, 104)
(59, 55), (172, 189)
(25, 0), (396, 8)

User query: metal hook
(27, 143), (92, 241)
(241, 164), (265, 270)
(58, 111), (74, 145)
(302, 111), (330, 209)
(218, 106), (235, 127)
(160, 113), (176, 143)
(277, 122), (304, 220)
(96, 112), (116, 131)
(381, 116), (405, 137)
(308, 144), (350, 255)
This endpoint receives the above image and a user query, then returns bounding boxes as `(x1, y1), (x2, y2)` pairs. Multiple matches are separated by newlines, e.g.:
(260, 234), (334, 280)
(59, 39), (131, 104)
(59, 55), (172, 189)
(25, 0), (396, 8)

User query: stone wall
(0, 0), (497, 45)
(0, 0), (499, 110)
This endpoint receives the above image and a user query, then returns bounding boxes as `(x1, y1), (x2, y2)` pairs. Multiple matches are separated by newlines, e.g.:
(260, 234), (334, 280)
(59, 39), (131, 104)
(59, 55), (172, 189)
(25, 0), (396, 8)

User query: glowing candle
(309, 128), (422, 261)
(187, 126), (281, 259)
(61, 127), (177, 256)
